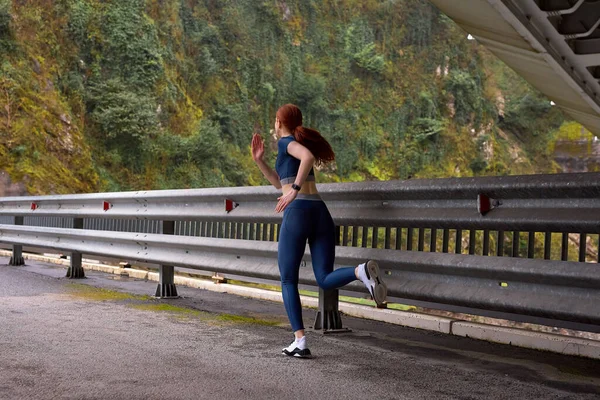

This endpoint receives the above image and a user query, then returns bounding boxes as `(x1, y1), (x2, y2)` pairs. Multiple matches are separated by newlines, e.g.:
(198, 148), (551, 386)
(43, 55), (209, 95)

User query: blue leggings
(278, 198), (357, 332)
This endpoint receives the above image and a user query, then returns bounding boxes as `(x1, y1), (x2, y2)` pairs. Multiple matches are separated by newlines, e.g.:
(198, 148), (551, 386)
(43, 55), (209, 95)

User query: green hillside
(0, 0), (572, 195)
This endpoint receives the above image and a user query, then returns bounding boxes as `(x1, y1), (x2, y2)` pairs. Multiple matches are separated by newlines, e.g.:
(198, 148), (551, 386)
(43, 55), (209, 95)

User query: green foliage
(500, 92), (565, 170)
(403, 1), (437, 50)
(344, 21), (384, 74)
(410, 118), (445, 143)
(554, 121), (594, 141)
(289, 71), (328, 120)
(87, 78), (159, 171)
(0, 52), (99, 194)
(469, 156), (488, 174)
(101, 2), (164, 89)
(417, 90), (439, 119)
(0, 0), (14, 52)
(212, 102), (253, 148)
(66, 0), (93, 52)
(1, 0), (571, 193)
(0, 0), (9, 31)
(445, 70), (482, 125)
(353, 43), (385, 74)
(146, 119), (246, 189)
(501, 93), (559, 139)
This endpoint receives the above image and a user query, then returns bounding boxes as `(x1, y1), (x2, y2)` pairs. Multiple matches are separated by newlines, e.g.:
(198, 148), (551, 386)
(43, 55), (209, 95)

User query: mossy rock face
(0, 170), (27, 196)
(1, 49), (100, 195)
(2, 0), (574, 194)
(554, 141), (591, 157)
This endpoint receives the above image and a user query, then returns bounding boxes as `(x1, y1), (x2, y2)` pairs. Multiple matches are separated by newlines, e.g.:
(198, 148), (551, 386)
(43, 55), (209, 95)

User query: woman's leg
(309, 202), (388, 306)
(278, 208), (310, 333)
(308, 205), (357, 290)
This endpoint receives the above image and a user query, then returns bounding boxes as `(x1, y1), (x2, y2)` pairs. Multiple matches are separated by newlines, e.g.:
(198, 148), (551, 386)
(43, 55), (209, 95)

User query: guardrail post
(66, 218), (85, 278)
(155, 220), (179, 298)
(8, 216), (25, 266)
(313, 227), (349, 333)
(313, 287), (349, 332)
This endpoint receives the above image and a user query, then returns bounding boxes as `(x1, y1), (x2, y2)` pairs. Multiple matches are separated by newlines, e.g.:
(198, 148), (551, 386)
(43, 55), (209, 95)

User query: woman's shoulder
(277, 135), (295, 153)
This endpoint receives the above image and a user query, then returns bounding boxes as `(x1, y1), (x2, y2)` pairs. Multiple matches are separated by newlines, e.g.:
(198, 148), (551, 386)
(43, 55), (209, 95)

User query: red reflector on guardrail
(225, 199), (238, 213)
(477, 194), (491, 215)
(478, 194), (501, 215)
(103, 201), (111, 211)
(31, 202), (38, 210)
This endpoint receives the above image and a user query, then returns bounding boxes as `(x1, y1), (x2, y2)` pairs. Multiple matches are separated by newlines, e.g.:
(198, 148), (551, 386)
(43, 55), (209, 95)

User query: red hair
(276, 104), (335, 165)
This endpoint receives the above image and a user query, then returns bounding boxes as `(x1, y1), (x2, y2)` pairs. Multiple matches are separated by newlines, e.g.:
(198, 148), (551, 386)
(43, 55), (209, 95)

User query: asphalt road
(1, 257), (599, 400)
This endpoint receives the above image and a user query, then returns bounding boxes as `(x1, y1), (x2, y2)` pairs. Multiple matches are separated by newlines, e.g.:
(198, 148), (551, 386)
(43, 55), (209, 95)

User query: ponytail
(276, 103), (335, 165)
(294, 126), (335, 166)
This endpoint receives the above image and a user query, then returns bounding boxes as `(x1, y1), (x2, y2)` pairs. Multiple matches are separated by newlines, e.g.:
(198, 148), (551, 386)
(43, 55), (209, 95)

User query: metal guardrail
(1, 172), (600, 332)
(1, 225), (598, 326)
(2, 173), (599, 261)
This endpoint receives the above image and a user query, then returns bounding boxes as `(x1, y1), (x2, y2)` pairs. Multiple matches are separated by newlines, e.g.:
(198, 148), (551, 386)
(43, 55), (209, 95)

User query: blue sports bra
(275, 136), (315, 185)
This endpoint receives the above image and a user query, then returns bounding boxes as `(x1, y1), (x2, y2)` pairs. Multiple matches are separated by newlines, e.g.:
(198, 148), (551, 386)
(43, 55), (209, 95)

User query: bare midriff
(282, 180), (319, 196)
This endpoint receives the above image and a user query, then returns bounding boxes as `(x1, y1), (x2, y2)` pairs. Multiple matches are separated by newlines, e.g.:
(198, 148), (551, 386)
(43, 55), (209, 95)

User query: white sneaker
(358, 260), (387, 306)
(282, 337), (312, 358)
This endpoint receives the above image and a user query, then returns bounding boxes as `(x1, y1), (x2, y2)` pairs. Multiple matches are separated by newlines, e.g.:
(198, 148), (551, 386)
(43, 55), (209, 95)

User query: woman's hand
(251, 133), (265, 162)
(275, 190), (297, 213)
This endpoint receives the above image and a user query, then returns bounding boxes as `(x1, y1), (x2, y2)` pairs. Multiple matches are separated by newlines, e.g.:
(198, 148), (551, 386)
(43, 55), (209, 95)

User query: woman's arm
(255, 158), (282, 189)
(273, 140), (316, 213)
(286, 141), (315, 188)
(274, 141), (315, 212)
(251, 133), (282, 189)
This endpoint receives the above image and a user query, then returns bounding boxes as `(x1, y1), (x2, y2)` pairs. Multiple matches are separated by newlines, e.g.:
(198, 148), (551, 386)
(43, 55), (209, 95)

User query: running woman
(251, 104), (387, 358)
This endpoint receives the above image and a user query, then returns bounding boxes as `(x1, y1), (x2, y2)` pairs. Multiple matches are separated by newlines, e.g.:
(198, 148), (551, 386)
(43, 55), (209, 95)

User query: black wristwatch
(291, 183), (301, 191)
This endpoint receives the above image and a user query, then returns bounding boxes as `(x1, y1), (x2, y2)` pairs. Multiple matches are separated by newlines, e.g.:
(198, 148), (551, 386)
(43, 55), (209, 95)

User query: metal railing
(1, 173), (600, 332)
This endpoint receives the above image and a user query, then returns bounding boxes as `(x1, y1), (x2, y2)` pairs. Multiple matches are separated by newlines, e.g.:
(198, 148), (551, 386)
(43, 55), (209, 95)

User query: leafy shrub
(501, 93), (555, 139)
(445, 70), (482, 125)
(66, 0), (93, 49)
(344, 21), (385, 74)
(469, 156), (487, 174)
(100, 2), (164, 88)
(404, 2), (437, 50)
(409, 118), (445, 142)
(0, 0), (14, 52)
(87, 79), (160, 170)
(353, 43), (385, 74)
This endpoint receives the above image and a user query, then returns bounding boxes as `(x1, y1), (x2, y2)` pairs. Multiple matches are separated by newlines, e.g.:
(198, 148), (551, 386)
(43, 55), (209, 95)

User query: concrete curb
(2, 249), (599, 359)
(451, 322), (600, 359)
(340, 302), (454, 334)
